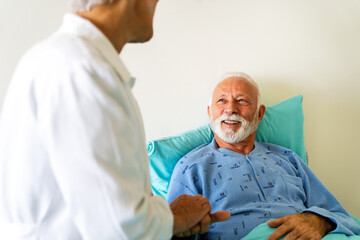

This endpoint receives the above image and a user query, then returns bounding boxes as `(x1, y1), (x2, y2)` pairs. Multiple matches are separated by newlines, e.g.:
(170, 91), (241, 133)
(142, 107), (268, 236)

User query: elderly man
(167, 72), (360, 239)
(0, 0), (230, 239)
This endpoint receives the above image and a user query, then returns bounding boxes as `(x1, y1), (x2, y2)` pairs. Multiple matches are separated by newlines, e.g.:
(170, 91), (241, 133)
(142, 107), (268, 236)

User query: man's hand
(170, 194), (230, 236)
(267, 213), (335, 240)
(175, 211), (231, 237)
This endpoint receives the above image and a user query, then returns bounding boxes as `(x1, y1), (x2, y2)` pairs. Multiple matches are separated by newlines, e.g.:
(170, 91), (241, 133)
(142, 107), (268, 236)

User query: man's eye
(238, 99), (250, 105)
(217, 99), (225, 103)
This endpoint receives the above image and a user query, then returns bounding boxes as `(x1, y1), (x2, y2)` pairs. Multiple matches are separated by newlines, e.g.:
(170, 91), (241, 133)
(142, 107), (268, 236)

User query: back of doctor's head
(71, 0), (114, 12)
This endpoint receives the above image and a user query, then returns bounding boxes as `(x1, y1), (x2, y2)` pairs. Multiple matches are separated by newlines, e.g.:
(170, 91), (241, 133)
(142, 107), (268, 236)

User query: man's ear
(207, 106), (211, 119)
(257, 105), (266, 123)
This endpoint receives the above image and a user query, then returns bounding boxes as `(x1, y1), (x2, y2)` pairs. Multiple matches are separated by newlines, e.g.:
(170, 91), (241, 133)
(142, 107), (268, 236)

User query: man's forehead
(214, 92), (248, 98)
(214, 78), (257, 96)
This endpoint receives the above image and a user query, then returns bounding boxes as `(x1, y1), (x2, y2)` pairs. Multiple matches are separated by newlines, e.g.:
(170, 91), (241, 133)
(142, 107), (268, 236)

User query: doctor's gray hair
(208, 72), (262, 111)
(70, 0), (114, 12)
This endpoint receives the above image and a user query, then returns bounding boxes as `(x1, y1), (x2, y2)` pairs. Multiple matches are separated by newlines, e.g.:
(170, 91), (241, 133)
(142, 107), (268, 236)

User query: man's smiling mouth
(222, 120), (241, 125)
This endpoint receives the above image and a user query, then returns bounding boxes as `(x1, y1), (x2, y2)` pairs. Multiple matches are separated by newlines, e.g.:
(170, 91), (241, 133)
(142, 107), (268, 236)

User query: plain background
(1, 0), (359, 218)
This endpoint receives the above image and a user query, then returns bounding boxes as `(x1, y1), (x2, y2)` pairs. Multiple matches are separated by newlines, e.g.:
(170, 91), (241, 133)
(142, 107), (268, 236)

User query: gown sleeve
(292, 154), (360, 236)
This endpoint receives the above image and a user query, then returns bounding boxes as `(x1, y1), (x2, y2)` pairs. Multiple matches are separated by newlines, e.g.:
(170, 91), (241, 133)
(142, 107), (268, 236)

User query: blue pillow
(147, 95), (306, 199)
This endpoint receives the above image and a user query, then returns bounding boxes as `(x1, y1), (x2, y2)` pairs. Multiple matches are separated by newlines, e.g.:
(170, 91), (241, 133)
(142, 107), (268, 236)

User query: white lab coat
(0, 13), (173, 240)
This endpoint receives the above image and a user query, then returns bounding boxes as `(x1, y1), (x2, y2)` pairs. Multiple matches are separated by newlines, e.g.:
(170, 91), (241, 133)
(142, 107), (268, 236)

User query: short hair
(208, 72), (262, 110)
(70, 0), (114, 12)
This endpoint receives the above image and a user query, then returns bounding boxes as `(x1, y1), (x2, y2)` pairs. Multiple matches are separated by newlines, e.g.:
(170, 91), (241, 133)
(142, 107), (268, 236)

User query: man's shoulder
(256, 141), (305, 167)
(178, 142), (215, 164)
(256, 141), (294, 154)
(171, 142), (215, 178)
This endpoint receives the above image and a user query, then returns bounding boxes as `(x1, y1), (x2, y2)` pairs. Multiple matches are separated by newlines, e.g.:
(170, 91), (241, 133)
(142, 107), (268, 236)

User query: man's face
(208, 77), (260, 144)
(128, 0), (159, 43)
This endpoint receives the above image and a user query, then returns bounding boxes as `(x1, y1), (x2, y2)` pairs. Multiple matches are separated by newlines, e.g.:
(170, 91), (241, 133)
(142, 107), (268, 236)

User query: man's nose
(224, 101), (238, 115)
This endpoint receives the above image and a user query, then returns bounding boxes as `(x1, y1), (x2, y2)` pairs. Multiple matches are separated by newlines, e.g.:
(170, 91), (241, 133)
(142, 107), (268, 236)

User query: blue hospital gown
(167, 139), (360, 239)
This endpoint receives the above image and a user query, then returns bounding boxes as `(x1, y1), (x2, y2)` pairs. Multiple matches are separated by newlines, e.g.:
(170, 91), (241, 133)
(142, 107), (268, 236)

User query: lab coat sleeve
(293, 155), (360, 236)
(37, 59), (173, 240)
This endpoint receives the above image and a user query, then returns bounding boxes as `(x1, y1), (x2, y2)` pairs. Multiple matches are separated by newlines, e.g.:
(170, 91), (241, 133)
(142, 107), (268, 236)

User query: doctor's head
(71, 0), (159, 51)
(208, 72), (266, 145)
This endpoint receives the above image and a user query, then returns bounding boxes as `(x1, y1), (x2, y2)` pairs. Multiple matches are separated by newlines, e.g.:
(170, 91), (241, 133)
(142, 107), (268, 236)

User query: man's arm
(267, 152), (360, 239)
(167, 157), (231, 237)
(267, 212), (335, 240)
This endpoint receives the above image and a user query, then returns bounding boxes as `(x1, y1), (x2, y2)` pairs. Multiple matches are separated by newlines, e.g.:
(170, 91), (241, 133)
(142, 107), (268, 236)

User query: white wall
(1, 0), (359, 218)
(122, 0), (360, 218)
(0, 0), (69, 103)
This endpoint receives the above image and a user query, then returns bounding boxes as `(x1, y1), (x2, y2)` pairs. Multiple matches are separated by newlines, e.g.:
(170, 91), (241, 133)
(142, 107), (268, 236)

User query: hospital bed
(147, 95), (360, 239)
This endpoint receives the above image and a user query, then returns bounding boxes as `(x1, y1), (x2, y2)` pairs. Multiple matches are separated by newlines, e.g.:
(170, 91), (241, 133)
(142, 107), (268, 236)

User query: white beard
(210, 112), (259, 144)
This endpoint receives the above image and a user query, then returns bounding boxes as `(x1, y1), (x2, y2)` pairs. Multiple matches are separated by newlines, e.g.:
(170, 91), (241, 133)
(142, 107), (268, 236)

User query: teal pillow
(147, 95), (306, 199)
(256, 95), (306, 162)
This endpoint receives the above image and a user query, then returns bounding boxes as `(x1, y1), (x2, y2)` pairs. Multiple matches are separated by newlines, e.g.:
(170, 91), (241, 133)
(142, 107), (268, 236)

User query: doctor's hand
(170, 194), (230, 236)
(175, 210), (231, 237)
(267, 212), (335, 240)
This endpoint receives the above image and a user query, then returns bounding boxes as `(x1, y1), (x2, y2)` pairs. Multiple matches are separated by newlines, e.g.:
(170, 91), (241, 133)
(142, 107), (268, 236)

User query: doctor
(0, 0), (230, 239)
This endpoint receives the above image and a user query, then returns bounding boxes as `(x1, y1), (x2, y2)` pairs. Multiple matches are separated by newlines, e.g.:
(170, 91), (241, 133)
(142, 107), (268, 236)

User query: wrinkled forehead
(213, 77), (259, 100)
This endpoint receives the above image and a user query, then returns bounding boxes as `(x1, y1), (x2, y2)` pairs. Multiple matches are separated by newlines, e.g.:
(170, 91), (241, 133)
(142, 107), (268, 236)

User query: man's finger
(267, 221), (293, 240)
(199, 214), (211, 234)
(190, 224), (200, 235)
(193, 194), (212, 211)
(170, 194), (212, 235)
(175, 233), (184, 237)
(282, 229), (302, 240)
(182, 230), (191, 237)
(267, 215), (290, 228)
(210, 211), (231, 223)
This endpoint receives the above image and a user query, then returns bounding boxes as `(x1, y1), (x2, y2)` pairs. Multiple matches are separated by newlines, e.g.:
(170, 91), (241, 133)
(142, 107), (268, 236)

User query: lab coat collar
(59, 13), (136, 88)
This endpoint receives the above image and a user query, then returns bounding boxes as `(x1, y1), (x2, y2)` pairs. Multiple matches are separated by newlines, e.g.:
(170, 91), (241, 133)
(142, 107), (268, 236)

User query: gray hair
(208, 72), (262, 110)
(70, 0), (114, 12)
